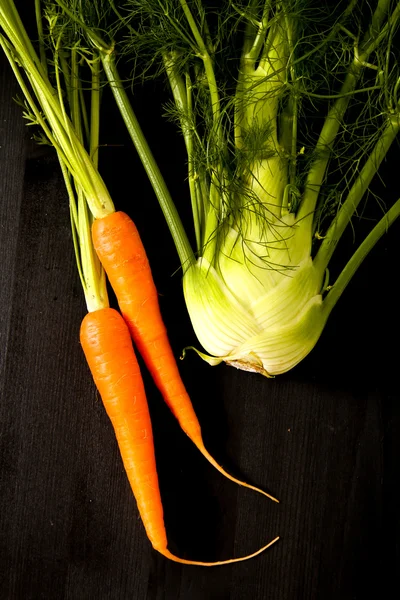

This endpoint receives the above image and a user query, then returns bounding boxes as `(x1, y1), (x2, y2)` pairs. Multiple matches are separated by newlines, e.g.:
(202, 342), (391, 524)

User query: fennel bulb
(45, 0), (400, 376)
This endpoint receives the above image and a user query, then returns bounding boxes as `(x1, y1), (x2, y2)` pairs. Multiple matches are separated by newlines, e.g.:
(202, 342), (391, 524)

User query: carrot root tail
(159, 536), (280, 566)
(196, 441), (279, 503)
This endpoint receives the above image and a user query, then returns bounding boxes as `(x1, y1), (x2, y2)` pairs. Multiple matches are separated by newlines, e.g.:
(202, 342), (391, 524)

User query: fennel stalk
(15, 0), (400, 375)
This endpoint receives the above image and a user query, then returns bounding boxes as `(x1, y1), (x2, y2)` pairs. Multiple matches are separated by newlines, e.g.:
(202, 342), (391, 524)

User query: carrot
(92, 211), (278, 503)
(81, 307), (279, 565)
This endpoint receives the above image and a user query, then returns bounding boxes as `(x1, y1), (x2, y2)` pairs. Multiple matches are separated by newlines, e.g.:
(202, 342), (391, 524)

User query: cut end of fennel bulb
(183, 235), (328, 377)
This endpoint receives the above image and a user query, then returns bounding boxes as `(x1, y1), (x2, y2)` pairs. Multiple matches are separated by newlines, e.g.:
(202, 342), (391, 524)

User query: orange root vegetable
(80, 307), (279, 565)
(92, 211), (278, 503)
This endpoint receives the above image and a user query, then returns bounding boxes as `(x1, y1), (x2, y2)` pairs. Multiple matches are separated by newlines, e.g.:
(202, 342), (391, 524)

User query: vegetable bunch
(2, 0), (400, 566)
(0, 0), (280, 564)
(65, 0), (399, 377)
(127, 0), (400, 376)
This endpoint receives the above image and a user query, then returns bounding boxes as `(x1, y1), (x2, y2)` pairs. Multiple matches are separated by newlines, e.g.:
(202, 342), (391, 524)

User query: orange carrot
(92, 211), (278, 503)
(81, 307), (279, 565)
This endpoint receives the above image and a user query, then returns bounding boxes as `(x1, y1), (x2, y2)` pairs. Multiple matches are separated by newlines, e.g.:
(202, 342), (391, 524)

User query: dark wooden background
(1, 40), (399, 599)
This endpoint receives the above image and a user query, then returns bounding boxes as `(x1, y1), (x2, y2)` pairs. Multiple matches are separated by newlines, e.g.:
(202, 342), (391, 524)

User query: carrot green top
(0, 0), (117, 311)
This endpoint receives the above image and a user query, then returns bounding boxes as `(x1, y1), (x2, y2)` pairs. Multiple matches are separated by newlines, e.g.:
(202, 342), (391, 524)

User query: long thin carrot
(92, 211), (278, 503)
(0, 0), (278, 563)
(81, 307), (279, 565)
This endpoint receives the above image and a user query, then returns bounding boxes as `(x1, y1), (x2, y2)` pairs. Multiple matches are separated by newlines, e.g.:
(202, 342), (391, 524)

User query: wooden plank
(0, 53), (26, 384)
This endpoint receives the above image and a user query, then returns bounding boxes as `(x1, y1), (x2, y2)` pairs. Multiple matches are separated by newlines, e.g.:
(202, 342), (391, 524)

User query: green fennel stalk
(16, 0), (400, 375)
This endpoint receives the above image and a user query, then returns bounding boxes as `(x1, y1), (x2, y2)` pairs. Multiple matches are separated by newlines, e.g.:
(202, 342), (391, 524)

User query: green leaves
(3, 0), (399, 372)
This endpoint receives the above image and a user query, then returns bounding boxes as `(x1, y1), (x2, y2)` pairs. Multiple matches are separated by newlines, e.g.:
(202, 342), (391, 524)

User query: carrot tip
(159, 535), (280, 566)
(199, 444), (279, 503)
